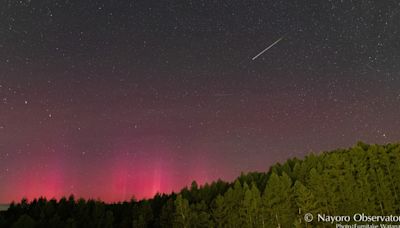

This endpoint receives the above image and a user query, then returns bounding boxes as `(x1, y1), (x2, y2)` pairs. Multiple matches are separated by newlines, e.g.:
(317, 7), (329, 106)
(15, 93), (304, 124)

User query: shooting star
(252, 36), (284, 60)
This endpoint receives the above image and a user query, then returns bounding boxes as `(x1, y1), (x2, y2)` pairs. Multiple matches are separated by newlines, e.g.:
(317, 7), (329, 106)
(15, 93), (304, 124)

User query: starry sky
(1, 0), (400, 203)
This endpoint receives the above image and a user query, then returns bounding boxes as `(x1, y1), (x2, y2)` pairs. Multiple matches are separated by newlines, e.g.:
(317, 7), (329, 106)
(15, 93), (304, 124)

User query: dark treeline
(1, 142), (400, 227)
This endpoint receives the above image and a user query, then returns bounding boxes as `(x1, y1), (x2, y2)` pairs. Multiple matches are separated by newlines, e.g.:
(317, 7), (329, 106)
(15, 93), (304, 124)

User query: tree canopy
(1, 142), (400, 227)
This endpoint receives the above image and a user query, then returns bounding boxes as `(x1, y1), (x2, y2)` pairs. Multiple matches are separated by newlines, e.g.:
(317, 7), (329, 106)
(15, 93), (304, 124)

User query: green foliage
(12, 214), (36, 228)
(211, 195), (225, 227)
(293, 181), (318, 227)
(189, 201), (213, 228)
(262, 172), (295, 227)
(173, 194), (190, 228)
(240, 183), (261, 227)
(2, 143), (400, 227)
(159, 198), (175, 227)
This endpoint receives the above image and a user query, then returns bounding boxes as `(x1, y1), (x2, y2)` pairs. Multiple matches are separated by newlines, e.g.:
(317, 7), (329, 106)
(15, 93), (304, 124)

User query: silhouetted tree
(2, 143), (400, 228)
(173, 194), (190, 228)
(12, 214), (35, 228)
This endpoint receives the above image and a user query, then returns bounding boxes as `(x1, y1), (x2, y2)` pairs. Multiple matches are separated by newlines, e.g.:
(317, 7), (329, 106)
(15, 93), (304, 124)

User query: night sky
(1, 0), (400, 203)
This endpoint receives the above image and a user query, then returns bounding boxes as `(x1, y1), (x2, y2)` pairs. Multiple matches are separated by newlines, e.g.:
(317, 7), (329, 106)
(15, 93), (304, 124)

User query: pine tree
(160, 198), (175, 228)
(293, 181), (318, 227)
(190, 201), (213, 228)
(262, 172), (295, 228)
(212, 195), (226, 228)
(173, 194), (190, 228)
(350, 144), (375, 214)
(0, 214), (7, 228)
(103, 210), (114, 228)
(65, 218), (77, 228)
(240, 182), (261, 228)
(223, 180), (244, 227)
(11, 214), (36, 228)
(133, 201), (153, 228)
(48, 214), (64, 228)
(307, 168), (334, 215)
(373, 167), (396, 214)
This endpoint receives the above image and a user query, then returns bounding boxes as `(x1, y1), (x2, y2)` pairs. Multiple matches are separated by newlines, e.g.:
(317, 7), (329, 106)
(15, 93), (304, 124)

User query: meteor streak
(252, 36), (284, 60)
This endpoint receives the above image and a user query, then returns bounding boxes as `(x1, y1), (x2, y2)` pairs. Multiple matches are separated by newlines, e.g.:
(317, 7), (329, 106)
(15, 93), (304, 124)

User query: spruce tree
(212, 195), (226, 228)
(173, 194), (190, 228)
(241, 182), (261, 228)
(262, 172), (295, 228)
(293, 181), (317, 227)
(12, 214), (36, 228)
